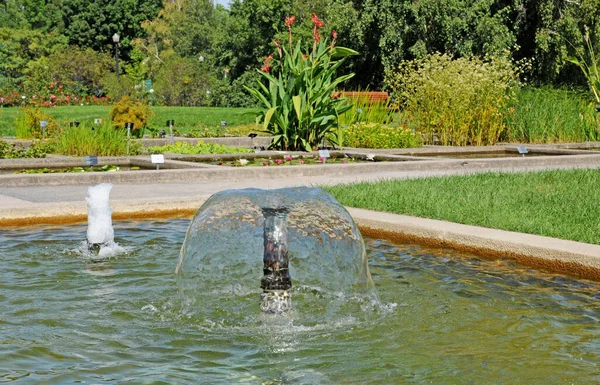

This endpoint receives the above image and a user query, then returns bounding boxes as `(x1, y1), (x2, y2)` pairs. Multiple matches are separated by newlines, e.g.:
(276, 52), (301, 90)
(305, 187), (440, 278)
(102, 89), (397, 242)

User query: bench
(341, 91), (389, 104)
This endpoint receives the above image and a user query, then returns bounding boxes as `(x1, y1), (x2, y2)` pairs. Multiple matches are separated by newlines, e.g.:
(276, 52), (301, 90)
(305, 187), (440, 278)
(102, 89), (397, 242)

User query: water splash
(84, 183), (125, 259)
(176, 187), (377, 314)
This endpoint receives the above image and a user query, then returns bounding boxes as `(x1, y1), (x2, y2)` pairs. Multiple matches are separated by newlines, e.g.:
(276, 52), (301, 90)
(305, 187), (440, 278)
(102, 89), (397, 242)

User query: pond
(2, 220), (599, 383)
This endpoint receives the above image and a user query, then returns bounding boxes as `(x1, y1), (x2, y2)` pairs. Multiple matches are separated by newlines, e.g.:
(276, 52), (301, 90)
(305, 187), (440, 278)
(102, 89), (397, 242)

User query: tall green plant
(245, 14), (357, 151)
(54, 123), (139, 156)
(568, 26), (600, 104)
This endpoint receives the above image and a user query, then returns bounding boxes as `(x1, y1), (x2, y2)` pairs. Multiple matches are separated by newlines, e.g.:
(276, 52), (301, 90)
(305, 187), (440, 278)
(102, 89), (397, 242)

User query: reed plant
(338, 92), (396, 126)
(504, 87), (599, 143)
(342, 122), (421, 149)
(53, 123), (139, 156)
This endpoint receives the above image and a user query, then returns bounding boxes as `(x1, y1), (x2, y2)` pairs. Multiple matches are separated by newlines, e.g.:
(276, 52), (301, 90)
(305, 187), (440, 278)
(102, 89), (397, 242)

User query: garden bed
(392, 147), (592, 159)
(170, 150), (421, 166)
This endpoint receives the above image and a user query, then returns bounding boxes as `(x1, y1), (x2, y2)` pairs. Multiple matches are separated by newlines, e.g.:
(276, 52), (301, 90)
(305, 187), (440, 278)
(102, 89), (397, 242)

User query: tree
(0, 27), (67, 86)
(59, 0), (163, 59)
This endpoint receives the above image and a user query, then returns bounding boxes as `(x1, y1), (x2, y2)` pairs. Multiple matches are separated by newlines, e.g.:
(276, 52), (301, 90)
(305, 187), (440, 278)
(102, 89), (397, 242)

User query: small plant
(146, 141), (253, 155)
(0, 140), (53, 158)
(342, 122), (422, 149)
(109, 96), (154, 138)
(385, 53), (519, 146)
(53, 122), (139, 156)
(245, 14), (357, 151)
(14, 107), (62, 139)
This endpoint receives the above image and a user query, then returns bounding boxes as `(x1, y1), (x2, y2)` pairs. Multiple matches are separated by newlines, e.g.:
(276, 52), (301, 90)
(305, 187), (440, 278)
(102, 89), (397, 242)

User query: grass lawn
(323, 168), (600, 245)
(0, 105), (261, 137)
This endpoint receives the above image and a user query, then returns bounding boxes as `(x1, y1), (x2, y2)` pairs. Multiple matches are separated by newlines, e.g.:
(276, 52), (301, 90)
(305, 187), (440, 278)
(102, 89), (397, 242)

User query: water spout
(176, 187), (376, 315)
(260, 207), (292, 313)
(85, 183), (122, 258)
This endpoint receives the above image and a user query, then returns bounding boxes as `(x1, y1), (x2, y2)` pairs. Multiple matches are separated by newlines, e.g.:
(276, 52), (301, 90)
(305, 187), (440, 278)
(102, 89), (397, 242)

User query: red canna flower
(285, 15), (295, 27)
(261, 54), (274, 73)
(311, 13), (324, 28)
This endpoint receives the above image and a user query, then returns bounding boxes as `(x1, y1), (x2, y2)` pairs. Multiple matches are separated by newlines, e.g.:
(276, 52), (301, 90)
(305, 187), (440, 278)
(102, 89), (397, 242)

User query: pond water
(2, 220), (599, 383)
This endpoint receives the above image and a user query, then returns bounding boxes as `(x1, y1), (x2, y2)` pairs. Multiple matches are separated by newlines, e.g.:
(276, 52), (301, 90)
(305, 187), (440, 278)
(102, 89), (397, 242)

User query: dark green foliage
(1, 0), (600, 104)
(58, 0), (163, 59)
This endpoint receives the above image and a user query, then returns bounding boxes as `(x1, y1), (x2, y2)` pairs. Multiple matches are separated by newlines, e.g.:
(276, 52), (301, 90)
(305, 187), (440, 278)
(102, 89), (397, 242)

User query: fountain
(3, 216), (600, 382)
(176, 186), (376, 313)
(84, 183), (124, 258)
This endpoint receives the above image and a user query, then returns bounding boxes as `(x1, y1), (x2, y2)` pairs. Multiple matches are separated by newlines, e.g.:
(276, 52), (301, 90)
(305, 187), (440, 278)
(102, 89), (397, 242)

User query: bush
(385, 53), (519, 146)
(342, 122), (422, 149)
(146, 141), (252, 155)
(101, 73), (136, 101)
(14, 107), (62, 139)
(153, 56), (211, 106)
(109, 96), (154, 138)
(53, 123), (139, 156)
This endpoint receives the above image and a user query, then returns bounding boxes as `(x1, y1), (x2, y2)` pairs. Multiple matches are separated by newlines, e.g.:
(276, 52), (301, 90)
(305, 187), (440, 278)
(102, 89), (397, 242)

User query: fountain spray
(260, 207), (292, 313)
(86, 183), (115, 253)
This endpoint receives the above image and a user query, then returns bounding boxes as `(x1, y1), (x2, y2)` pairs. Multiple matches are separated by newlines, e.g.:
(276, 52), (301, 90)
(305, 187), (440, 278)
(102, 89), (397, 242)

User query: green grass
(0, 106), (260, 137)
(504, 87), (599, 143)
(323, 169), (600, 244)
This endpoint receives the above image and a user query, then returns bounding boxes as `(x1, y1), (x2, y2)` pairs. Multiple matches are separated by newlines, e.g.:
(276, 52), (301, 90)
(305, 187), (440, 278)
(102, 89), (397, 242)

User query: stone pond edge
(2, 198), (599, 281)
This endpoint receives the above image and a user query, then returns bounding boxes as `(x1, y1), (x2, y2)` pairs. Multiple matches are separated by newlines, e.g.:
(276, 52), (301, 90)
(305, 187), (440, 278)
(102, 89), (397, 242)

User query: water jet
(176, 186), (375, 313)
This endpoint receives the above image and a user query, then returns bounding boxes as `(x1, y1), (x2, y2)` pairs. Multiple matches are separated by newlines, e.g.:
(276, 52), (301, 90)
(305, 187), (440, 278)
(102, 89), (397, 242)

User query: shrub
(14, 107), (62, 139)
(109, 96), (154, 138)
(153, 56), (211, 106)
(385, 53), (519, 146)
(567, 26), (600, 104)
(53, 123), (139, 156)
(245, 14), (357, 151)
(146, 141), (252, 155)
(101, 73), (136, 101)
(342, 122), (422, 149)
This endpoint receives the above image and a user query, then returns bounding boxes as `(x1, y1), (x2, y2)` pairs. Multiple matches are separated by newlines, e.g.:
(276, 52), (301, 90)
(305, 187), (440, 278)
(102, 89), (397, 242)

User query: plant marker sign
(151, 154), (165, 170)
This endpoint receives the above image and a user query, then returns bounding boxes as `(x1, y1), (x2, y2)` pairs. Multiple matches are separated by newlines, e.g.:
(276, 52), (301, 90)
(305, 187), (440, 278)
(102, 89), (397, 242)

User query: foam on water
(84, 183), (127, 258)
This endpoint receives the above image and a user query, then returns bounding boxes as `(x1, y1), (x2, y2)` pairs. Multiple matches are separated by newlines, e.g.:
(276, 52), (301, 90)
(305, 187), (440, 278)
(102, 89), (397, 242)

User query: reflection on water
(1, 220), (599, 383)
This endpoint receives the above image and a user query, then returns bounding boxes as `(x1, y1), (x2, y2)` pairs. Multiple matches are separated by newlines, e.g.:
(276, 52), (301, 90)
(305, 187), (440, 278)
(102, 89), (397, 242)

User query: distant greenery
(504, 87), (599, 143)
(0, 106), (260, 137)
(1, 0), (599, 103)
(146, 141), (253, 155)
(324, 169), (600, 245)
